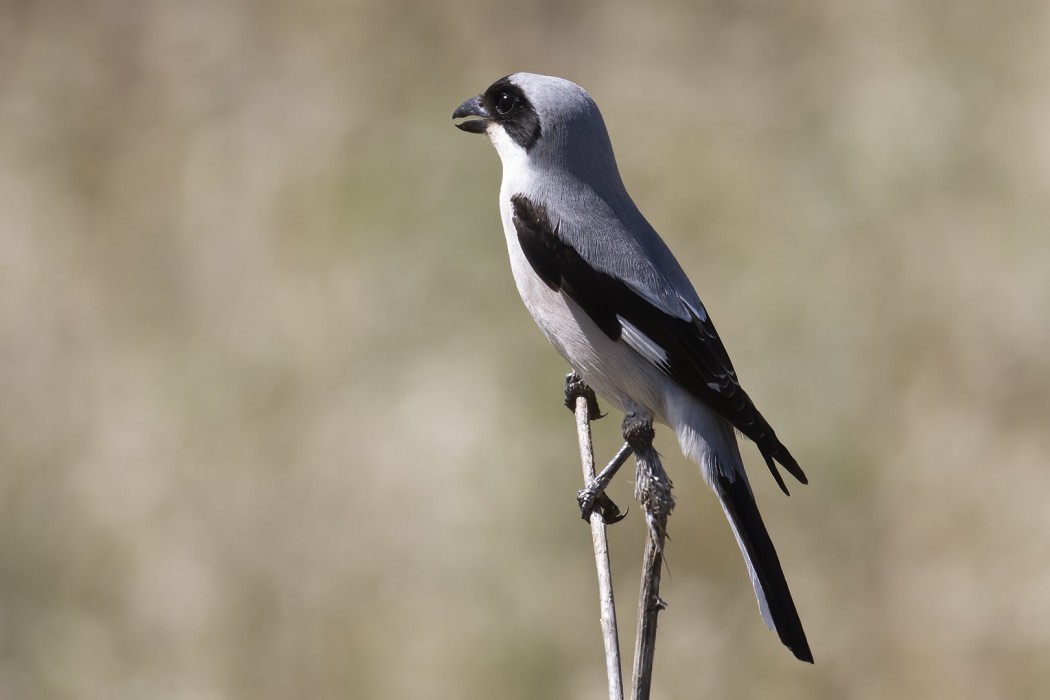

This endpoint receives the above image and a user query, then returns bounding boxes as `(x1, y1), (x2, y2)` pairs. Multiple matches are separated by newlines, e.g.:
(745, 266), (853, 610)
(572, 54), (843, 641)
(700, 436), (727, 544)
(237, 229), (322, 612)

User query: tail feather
(671, 400), (811, 662)
(759, 439), (809, 496)
(715, 470), (813, 663)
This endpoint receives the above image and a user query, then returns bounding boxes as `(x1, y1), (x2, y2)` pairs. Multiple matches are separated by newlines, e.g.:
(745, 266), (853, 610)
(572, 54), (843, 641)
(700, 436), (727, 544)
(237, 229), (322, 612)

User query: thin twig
(624, 419), (674, 700)
(631, 514), (669, 700)
(567, 374), (624, 700)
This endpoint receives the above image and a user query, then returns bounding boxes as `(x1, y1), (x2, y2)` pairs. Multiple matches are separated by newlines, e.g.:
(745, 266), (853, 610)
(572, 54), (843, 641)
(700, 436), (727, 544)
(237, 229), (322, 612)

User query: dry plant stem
(631, 516), (668, 700)
(624, 417), (674, 700)
(568, 376), (625, 700)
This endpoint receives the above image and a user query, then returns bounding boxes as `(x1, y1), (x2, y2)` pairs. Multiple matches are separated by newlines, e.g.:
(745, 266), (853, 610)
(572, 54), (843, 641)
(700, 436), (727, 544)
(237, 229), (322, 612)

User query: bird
(452, 72), (812, 663)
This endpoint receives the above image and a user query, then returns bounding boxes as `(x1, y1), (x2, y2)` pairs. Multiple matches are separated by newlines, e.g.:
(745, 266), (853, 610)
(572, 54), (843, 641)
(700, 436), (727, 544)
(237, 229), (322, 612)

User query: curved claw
(597, 495), (629, 524)
(578, 488), (628, 524)
(564, 372), (604, 421)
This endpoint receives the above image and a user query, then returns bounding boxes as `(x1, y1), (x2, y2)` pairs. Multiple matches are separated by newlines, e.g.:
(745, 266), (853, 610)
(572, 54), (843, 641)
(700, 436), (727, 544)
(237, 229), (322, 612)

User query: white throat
(487, 124), (529, 180)
(487, 124), (532, 225)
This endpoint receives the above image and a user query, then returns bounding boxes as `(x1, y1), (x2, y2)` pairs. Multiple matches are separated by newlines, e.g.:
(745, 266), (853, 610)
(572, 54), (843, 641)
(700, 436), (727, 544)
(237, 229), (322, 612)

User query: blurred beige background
(2, 1), (1049, 698)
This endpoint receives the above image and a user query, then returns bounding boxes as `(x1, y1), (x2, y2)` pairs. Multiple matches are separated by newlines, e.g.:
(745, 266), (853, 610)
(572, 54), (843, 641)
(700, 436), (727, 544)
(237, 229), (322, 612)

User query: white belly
(501, 219), (676, 424)
(497, 198), (745, 494)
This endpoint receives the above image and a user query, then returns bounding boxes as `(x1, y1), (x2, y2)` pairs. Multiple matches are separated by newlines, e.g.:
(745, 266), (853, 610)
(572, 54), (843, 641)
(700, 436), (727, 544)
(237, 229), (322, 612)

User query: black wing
(512, 194), (807, 493)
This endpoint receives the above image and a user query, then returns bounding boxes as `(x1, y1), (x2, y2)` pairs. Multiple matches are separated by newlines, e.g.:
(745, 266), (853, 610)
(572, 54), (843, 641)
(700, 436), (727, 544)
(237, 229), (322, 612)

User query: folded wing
(512, 194), (807, 492)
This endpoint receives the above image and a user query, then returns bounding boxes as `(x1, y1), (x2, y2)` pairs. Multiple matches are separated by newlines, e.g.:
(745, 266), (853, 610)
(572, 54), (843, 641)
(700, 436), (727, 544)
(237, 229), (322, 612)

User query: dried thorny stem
(565, 376), (675, 700)
(625, 417), (674, 700)
(566, 372), (624, 700)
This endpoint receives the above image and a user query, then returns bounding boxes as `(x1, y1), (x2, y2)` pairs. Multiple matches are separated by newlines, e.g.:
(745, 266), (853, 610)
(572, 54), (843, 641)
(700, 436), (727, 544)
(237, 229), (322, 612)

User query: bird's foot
(577, 441), (634, 524)
(578, 484), (628, 524)
(564, 372), (603, 421)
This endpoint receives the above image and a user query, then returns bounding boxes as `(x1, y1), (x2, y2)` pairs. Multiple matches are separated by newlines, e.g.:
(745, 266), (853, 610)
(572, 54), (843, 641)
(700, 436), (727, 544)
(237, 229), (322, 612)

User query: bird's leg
(564, 372), (628, 524)
(577, 442), (633, 523)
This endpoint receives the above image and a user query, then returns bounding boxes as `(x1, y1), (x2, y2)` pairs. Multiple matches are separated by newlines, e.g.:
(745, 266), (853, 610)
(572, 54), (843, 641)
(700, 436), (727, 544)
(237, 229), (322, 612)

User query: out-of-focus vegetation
(2, 1), (1048, 698)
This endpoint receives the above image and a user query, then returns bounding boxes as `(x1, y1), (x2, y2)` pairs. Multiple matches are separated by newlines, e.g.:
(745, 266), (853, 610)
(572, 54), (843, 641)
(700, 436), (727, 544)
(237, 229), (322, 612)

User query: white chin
(487, 125), (528, 167)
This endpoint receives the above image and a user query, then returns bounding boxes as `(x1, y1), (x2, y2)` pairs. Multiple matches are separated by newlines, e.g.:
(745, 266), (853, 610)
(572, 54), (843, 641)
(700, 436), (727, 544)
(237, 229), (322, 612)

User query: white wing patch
(618, 317), (669, 367)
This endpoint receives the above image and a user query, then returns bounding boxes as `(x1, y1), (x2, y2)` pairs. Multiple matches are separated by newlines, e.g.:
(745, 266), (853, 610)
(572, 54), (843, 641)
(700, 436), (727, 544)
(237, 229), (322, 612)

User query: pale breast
(499, 214), (676, 424)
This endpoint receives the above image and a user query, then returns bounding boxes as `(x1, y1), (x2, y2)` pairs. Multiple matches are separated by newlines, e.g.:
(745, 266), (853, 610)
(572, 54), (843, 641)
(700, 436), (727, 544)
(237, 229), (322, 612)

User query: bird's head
(453, 73), (621, 186)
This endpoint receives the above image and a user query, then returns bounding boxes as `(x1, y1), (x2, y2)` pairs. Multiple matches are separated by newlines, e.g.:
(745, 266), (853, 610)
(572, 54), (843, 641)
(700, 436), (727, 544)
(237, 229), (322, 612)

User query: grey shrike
(452, 73), (812, 663)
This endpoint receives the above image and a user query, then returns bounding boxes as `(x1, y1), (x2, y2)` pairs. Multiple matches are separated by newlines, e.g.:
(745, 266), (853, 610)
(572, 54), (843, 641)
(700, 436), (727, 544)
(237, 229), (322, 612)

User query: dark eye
(495, 92), (518, 115)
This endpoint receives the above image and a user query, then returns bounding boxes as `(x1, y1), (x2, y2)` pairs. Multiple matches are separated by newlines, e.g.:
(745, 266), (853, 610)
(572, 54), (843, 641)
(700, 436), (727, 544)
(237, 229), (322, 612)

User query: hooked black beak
(452, 96), (490, 133)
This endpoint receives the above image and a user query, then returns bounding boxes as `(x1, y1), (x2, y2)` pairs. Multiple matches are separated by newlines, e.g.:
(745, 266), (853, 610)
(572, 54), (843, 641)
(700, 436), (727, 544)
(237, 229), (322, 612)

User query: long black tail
(715, 471), (813, 663)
